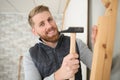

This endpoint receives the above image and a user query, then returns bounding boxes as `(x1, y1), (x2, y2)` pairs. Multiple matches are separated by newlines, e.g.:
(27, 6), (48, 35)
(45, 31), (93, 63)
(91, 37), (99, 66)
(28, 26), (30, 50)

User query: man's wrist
(54, 70), (64, 80)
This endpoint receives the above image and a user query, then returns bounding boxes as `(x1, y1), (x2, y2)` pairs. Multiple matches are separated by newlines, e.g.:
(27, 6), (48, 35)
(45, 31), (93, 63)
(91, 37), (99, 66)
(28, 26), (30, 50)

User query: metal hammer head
(60, 27), (84, 33)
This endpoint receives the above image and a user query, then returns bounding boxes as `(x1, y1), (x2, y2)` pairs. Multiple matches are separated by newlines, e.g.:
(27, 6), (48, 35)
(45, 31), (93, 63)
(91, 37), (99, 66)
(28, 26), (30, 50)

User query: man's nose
(46, 21), (52, 29)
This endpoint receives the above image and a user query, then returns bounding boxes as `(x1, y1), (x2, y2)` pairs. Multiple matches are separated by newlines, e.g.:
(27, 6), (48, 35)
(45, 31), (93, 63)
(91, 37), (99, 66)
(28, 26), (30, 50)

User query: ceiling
(0, 0), (67, 15)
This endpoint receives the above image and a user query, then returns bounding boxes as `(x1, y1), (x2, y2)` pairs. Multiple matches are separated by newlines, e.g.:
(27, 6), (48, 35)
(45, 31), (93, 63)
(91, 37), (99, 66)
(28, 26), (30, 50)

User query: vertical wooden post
(18, 55), (23, 80)
(61, 0), (70, 30)
(90, 0), (118, 80)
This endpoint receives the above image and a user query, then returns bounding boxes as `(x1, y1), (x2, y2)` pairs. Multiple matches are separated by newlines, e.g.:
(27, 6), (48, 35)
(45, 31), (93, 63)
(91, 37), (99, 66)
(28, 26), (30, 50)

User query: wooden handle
(69, 33), (76, 80)
(70, 33), (76, 54)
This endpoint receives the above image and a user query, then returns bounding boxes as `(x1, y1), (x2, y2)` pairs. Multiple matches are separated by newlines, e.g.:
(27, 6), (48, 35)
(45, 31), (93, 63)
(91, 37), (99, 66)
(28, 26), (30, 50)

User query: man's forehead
(32, 11), (52, 22)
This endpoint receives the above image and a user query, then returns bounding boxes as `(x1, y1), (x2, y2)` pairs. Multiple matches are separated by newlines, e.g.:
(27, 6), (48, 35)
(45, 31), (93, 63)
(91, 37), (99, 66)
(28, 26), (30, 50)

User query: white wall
(64, 0), (88, 43)
(63, 0), (88, 80)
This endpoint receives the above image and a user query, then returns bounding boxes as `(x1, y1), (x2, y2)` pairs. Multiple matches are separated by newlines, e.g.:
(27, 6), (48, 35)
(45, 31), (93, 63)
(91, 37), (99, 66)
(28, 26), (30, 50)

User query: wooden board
(90, 0), (118, 80)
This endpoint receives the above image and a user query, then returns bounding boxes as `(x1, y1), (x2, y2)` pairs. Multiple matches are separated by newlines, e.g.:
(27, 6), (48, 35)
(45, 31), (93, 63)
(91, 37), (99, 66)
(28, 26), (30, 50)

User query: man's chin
(47, 34), (60, 42)
(48, 36), (59, 42)
(41, 32), (60, 42)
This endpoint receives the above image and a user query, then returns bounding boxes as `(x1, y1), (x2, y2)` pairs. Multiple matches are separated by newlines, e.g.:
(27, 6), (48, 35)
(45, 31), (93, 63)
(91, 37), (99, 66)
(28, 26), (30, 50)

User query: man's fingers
(66, 53), (79, 60)
(92, 25), (98, 45)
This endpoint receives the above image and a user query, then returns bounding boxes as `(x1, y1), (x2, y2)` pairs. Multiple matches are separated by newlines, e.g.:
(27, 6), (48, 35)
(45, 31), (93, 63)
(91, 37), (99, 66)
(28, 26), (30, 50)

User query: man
(23, 5), (93, 80)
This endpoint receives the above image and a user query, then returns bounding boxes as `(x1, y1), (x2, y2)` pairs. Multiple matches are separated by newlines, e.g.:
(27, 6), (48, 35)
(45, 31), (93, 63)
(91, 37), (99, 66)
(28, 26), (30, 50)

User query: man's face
(32, 11), (59, 42)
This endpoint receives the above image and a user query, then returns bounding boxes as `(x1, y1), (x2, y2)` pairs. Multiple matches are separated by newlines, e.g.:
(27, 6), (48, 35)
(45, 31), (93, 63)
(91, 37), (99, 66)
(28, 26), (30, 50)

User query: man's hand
(91, 25), (98, 46)
(54, 53), (80, 80)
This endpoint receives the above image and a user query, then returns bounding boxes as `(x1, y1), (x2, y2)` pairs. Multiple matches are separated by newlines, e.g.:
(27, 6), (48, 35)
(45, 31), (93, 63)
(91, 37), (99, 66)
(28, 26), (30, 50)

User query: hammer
(61, 27), (84, 80)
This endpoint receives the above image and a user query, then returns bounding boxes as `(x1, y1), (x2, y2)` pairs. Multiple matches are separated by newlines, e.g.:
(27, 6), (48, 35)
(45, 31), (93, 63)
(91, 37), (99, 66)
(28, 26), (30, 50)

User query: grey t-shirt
(23, 39), (93, 80)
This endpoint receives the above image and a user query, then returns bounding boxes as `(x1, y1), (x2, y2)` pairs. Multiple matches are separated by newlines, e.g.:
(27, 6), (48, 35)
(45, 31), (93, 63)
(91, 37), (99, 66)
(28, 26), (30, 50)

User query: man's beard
(39, 31), (60, 43)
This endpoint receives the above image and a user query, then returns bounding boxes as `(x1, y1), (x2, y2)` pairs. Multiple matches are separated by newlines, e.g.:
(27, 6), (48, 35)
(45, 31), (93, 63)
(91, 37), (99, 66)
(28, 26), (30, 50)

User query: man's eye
(48, 18), (53, 22)
(39, 23), (45, 27)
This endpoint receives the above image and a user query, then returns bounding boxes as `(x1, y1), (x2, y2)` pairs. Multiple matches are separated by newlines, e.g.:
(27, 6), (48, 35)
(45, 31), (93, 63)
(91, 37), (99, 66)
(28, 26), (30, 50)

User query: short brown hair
(28, 5), (50, 27)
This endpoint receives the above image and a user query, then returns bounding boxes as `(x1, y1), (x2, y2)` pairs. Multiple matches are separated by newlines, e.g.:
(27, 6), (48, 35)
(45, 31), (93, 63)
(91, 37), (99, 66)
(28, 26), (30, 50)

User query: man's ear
(32, 28), (38, 36)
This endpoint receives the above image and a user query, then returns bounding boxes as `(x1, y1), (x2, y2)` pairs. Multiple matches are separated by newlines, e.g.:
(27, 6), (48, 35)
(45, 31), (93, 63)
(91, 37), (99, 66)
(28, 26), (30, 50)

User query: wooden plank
(90, 0), (118, 80)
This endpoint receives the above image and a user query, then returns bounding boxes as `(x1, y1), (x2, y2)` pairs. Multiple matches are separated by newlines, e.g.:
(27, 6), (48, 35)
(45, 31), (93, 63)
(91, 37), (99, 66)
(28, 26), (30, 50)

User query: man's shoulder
(29, 42), (42, 51)
(30, 43), (38, 48)
(76, 38), (83, 43)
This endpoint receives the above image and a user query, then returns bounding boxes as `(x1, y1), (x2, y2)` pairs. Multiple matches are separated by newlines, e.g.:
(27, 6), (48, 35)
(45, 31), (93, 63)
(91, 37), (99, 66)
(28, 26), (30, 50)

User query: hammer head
(60, 27), (84, 33)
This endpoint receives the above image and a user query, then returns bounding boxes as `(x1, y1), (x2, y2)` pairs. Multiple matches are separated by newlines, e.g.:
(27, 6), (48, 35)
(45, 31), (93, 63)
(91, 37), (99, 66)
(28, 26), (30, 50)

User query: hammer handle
(69, 33), (76, 80)
(70, 33), (76, 53)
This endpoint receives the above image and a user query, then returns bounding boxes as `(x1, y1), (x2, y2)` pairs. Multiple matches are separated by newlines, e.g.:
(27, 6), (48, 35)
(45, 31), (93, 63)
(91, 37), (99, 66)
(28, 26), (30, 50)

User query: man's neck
(42, 40), (58, 48)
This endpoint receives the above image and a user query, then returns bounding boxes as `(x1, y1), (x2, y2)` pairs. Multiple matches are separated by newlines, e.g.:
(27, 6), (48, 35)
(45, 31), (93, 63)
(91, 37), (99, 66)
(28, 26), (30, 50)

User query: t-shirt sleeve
(76, 39), (93, 69)
(23, 52), (55, 80)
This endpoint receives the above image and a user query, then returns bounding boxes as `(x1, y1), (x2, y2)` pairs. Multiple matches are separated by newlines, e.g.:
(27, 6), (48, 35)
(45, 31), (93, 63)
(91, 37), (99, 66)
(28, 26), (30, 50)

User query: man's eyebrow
(39, 21), (44, 25)
(48, 16), (52, 19)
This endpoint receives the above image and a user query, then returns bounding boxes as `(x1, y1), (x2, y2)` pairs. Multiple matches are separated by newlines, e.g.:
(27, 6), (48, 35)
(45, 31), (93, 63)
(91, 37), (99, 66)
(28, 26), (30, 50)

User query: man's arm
(23, 52), (42, 80)
(76, 39), (93, 69)
(23, 52), (55, 80)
